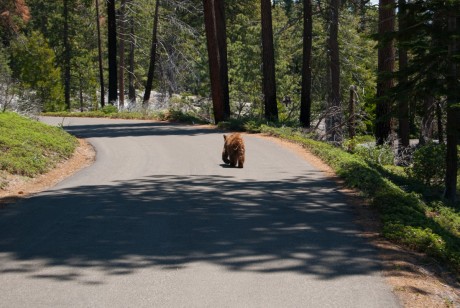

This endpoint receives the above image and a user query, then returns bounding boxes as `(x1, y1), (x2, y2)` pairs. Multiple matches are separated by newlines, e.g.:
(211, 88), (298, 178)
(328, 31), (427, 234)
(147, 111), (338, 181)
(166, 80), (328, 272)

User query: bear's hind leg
(237, 155), (244, 168)
(229, 155), (237, 167)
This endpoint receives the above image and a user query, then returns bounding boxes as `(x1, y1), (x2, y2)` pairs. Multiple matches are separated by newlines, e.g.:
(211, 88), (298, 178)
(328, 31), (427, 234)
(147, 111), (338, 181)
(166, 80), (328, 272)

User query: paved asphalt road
(0, 117), (399, 307)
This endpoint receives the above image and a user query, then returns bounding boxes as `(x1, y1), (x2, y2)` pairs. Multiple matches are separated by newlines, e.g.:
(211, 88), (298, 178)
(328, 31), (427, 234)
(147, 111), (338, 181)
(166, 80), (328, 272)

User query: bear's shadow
(219, 164), (239, 169)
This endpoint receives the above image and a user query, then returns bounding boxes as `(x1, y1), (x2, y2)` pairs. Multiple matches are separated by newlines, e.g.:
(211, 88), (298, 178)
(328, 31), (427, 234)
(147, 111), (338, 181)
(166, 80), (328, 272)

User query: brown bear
(222, 133), (245, 168)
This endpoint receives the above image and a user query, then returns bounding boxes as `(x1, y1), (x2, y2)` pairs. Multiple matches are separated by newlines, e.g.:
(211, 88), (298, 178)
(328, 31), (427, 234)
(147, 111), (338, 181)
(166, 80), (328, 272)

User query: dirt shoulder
(0, 138), (95, 204)
(1, 132), (459, 307)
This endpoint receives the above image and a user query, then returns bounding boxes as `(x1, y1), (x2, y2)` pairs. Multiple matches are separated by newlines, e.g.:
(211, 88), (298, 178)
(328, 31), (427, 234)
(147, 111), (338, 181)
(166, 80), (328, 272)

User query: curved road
(0, 117), (399, 307)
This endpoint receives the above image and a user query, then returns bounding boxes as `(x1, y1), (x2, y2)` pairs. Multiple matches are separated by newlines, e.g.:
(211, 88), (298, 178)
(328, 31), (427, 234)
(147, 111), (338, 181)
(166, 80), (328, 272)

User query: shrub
(354, 143), (394, 165)
(102, 105), (118, 114)
(407, 142), (446, 188)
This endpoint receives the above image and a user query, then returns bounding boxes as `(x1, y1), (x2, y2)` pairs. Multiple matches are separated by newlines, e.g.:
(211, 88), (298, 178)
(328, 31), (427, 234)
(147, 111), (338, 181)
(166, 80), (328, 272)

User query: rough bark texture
(95, 0), (105, 107)
(143, 0), (160, 106)
(397, 0), (409, 148)
(444, 14), (459, 203)
(214, 0), (230, 118)
(203, 0), (227, 124)
(107, 0), (118, 105)
(300, 0), (312, 128)
(261, 0), (278, 122)
(375, 0), (395, 145)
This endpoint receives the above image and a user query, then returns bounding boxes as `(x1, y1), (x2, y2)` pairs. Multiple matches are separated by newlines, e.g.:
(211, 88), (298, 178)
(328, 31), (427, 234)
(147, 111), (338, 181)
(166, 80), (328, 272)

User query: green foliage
(102, 105), (118, 114)
(407, 142), (447, 189)
(10, 32), (64, 111)
(217, 117), (267, 133)
(0, 112), (77, 176)
(227, 8), (262, 118)
(354, 143), (395, 165)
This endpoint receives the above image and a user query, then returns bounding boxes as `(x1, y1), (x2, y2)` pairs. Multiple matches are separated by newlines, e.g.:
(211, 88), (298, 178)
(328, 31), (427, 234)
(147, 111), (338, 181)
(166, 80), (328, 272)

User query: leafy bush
(101, 105), (118, 114)
(354, 143), (394, 165)
(406, 142), (446, 188)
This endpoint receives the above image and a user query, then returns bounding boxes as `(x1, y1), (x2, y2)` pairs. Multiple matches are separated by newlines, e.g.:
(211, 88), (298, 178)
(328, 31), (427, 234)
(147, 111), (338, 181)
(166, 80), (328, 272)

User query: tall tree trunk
(326, 0), (341, 141)
(95, 0), (105, 108)
(375, 0), (395, 145)
(63, 0), (71, 111)
(444, 14), (459, 203)
(128, 6), (136, 103)
(143, 0), (160, 107)
(261, 0), (278, 121)
(300, 0), (312, 128)
(118, 0), (126, 108)
(203, 0), (227, 124)
(107, 0), (118, 105)
(358, 0), (370, 32)
(348, 85), (357, 139)
(214, 0), (230, 118)
(397, 0), (409, 148)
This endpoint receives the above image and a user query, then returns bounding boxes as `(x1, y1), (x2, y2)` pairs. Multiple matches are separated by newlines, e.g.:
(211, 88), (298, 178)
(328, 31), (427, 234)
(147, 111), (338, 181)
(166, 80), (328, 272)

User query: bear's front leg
(222, 148), (230, 164)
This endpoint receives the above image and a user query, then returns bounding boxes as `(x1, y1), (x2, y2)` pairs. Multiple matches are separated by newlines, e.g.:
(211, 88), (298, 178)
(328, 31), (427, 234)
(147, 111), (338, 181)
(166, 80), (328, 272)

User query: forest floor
(0, 133), (459, 307)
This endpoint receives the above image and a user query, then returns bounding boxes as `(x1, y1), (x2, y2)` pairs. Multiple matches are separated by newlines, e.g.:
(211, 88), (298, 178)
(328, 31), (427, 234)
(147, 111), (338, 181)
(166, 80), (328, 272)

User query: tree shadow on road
(0, 174), (383, 284)
(61, 122), (218, 139)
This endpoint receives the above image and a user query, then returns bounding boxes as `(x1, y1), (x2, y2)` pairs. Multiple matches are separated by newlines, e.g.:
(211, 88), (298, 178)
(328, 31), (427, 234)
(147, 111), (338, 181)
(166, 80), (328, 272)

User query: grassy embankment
(0, 112), (78, 188)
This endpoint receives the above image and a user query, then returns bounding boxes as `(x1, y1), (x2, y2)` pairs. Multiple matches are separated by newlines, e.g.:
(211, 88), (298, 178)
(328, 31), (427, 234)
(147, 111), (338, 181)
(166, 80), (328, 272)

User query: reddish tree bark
(203, 0), (229, 124)
(375, 0), (395, 145)
(397, 0), (409, 148)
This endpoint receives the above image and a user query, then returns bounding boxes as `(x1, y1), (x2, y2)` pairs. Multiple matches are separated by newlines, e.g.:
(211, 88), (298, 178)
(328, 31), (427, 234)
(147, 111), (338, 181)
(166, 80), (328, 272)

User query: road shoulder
(0, 138), (95, 203)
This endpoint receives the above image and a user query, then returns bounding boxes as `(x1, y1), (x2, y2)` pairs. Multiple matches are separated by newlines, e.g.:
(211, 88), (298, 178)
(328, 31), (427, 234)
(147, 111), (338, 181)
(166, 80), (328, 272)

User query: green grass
(0, 112), (78, 178)
(259, 125), (460, 276)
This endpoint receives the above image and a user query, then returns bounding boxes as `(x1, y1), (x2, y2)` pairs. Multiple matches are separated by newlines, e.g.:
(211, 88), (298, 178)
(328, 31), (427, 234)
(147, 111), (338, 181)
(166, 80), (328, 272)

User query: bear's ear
(223, 135), (227, 140)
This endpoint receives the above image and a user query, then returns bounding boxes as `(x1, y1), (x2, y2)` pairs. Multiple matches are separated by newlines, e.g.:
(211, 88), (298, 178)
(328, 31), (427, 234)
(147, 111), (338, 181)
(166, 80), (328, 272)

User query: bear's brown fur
(222, 133), (245, 168)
